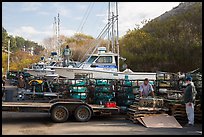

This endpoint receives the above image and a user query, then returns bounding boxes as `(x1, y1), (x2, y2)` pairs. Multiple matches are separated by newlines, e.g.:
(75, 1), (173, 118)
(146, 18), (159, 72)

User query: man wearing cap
(184, 76), (197, 126)
(139, 78), (154, 98)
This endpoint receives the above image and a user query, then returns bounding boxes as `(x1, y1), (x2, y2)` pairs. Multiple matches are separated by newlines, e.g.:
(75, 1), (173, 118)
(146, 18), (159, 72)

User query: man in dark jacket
(184, 76), (197, 126)
(17, 75), (26, 100)
(17, 75), (25, 89)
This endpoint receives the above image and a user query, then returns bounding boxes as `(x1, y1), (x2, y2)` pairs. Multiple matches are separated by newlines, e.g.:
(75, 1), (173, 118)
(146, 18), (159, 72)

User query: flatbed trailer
(2, 99), (119, 123)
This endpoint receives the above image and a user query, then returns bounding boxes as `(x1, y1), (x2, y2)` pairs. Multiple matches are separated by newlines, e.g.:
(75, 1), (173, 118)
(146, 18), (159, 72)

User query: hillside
(154, 2), (199, 21)
(119, 2), (202, 73)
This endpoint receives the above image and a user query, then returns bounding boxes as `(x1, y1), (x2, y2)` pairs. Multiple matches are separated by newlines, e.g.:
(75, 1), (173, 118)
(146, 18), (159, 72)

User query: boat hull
(24, 68), (57, 78)
(53, 67), (156, 80)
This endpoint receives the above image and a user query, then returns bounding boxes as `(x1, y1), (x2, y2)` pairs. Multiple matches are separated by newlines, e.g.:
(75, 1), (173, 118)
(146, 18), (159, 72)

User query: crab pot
(139, 98), (164, 108)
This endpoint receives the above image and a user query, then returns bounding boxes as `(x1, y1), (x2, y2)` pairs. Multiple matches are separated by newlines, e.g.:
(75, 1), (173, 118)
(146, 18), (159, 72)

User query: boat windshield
(87, 56), (97, 63)
(33, 64), (45, 69)
(49, 62), (56, 66)
(95, 56), (112, 63)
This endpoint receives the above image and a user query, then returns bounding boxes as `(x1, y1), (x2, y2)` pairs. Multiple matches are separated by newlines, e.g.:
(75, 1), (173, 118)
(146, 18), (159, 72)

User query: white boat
(23, 56), (61, 78)
(51, 2), (156, 80)
(53, 47), (156, 80)
(23, 62), (57, 77)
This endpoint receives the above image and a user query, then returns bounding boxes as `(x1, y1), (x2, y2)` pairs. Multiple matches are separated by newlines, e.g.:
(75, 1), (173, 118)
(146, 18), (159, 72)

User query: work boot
(185, 123), (194, 127)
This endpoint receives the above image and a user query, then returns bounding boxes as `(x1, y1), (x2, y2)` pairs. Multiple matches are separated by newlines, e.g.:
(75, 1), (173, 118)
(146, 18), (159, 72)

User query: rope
(80, 17), (118, 68)
(76, 2), (94, 33)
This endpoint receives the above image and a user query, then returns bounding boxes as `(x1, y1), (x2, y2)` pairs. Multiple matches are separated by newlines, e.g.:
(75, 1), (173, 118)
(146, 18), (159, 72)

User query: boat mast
(108, 2), (119, 71)
(57, 13), (60, 56)
(116, 2), (119, 71)
(53, 17), (57, 52)
(111, 11), (115, 53)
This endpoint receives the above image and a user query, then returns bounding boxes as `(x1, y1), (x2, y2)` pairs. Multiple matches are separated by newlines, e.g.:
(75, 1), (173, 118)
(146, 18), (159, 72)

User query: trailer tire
(51, 105), (69, 123)
(74, 105), (92, 122)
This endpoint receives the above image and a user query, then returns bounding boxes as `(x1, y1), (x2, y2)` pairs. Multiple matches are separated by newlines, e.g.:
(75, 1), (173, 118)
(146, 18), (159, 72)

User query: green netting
(95, 80), (110, 86)
(95, 87), (111, 92)
(71, 93), (87, 100)
(94, 92), (114, 104)
(71, 87), (87, 93)
(68, 79), (87, 86)
(124, 80), (132, 86)
(23, 73), (31, 77)
(116, 95), (134, 106)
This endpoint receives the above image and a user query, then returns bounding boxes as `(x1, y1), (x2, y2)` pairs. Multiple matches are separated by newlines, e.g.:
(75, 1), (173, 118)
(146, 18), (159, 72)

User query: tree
(119, 2), (202, 73)
(2, 27), (9, 50)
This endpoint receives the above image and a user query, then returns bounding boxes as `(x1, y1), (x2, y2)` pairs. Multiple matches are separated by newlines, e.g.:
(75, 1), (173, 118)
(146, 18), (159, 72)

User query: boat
(51, 2), (157, 80)
(23, 53), (61, 79)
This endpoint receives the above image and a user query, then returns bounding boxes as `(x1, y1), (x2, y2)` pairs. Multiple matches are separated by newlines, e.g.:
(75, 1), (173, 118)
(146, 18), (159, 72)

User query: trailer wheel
(51, 105), (69, 123)
(74, 105), (92, 122)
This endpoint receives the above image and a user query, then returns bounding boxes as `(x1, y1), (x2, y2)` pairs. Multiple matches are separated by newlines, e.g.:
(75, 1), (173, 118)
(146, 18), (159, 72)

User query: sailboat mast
(116, 2), (119, 71)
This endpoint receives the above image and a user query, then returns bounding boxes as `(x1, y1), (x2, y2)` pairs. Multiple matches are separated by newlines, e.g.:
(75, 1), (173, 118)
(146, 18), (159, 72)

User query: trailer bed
(2, 101), (119, 114)
(2, 102), (51, 108)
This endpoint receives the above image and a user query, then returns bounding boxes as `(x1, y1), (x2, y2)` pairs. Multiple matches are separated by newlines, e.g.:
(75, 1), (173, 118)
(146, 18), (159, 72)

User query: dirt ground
(2, 112), (202, 135)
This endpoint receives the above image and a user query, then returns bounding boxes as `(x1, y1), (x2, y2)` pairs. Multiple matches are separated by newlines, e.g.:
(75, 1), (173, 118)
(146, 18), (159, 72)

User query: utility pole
(7, 39), (10, 72)
(31, 47), (34, 56)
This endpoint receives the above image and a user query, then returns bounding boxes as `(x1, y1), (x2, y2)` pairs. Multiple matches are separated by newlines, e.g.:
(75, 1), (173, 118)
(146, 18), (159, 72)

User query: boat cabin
(79, 47), (118, 72)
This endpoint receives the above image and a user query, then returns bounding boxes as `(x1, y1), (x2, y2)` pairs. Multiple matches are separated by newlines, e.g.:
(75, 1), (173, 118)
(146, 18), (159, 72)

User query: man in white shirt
(139, 78), (154, 98)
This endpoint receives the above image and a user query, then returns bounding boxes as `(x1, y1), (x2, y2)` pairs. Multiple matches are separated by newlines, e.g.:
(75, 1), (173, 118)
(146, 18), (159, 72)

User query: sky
(2, 2), (181, 46)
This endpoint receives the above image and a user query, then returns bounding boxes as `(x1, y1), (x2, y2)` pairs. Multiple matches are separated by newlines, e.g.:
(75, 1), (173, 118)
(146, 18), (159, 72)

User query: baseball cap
(186, 76), (192, 81)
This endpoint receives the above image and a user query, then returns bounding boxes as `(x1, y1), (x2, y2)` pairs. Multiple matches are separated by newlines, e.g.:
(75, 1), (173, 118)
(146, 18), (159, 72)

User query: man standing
(17, 75), (26, 100)
(63, 45), (71, 67)
(184, 76), (197, 126)
(17, 75), (25, 89)
(139, 78), (154, 98)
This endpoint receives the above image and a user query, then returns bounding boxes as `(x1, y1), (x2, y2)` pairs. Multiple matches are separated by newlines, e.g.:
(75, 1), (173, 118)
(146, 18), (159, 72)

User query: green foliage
(120, 2), (202, 73)
(2, 52), (8, 74)
(2, 27), (9, 50)
(61, 33), (101, 61)
(9, 50), (40, 71)
(2, 27), (44, 54)
(2, 27), (44, 72)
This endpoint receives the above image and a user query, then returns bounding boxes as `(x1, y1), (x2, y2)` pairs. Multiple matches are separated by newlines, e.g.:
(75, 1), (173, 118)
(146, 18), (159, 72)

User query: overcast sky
(2, 2), (181, 45)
